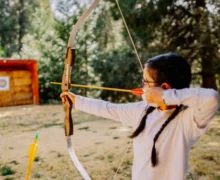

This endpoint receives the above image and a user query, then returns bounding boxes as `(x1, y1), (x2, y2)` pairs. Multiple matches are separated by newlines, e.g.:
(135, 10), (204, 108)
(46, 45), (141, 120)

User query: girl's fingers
(60, 93), (66, 103)
(61, 97), (66, 103)
(60, 92), (75, 104)
(60, 92), (70, 99)
(60, 92), (69, 97)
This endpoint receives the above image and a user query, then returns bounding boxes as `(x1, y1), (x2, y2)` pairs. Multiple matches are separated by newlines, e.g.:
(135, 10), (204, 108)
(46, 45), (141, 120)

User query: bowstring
(115, 0), (144, 72)
(112, 1), (144, 179)
(111, 140), (132, 180)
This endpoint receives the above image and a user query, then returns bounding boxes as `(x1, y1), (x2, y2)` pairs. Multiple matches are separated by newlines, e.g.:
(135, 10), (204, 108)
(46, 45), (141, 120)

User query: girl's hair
(131, 53), (191, 167)
(146, 53), (191, 89)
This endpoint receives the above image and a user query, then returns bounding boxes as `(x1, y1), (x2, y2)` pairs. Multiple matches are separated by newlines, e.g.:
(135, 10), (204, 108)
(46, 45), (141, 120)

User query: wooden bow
(61, 1), (101, 179)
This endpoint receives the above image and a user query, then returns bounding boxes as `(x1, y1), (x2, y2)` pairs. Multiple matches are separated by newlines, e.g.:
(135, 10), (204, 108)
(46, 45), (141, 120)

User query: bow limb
(68, 0), (101, 48)
(62, 1), (100, 179)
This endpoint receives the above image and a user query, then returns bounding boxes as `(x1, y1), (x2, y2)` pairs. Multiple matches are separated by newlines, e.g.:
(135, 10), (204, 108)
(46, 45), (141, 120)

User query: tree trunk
(196, 0), (217, 89)
(18, 0), (25, 53)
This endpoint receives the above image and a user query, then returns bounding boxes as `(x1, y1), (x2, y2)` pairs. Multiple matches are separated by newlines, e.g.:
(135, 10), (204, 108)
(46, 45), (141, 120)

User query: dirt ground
(0, 105), (219, 180)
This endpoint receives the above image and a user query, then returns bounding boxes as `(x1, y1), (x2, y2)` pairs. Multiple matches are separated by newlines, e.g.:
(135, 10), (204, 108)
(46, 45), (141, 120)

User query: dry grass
(187, 112), (220, 180)
(0, 105), (219, 180)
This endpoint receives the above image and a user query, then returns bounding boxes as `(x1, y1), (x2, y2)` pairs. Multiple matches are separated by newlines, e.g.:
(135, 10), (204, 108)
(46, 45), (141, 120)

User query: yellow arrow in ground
(26, 131), (39, 180)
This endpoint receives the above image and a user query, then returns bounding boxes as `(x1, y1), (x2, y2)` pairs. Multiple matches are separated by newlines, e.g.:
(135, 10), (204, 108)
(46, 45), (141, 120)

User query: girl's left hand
(60, 92), (76, 104)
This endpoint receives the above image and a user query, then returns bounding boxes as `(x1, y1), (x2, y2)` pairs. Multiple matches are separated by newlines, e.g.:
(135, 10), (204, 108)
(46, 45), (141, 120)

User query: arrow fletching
(131, 88), (144, 96)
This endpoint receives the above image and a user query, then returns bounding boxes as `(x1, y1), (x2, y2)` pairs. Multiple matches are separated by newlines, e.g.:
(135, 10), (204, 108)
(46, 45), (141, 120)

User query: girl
(60, 53), (219, 180)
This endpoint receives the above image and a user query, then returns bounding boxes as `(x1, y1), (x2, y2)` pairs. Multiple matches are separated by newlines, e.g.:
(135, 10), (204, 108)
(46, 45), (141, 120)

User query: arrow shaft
(51, 82), (132, 93)
(26, 162), (32, 180)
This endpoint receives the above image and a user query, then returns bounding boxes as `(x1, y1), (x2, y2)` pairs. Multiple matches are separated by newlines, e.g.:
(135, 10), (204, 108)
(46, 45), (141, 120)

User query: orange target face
(0, 80), (6, 87)
(0, 77), (9, 90)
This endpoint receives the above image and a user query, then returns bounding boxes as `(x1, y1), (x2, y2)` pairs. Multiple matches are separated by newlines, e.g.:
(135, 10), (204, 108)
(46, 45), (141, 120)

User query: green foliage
(0, 44), (5, 57)
(18, 2), (67, 103)
(151, 0), (220, 89)
(0, 165), (15, 176)
(35, 1), (126, 103)
(0, 0), (17, 57)
(109, 0), (219, 90)
(92, 47), (142, 102)
(109, 0), (172, 51)
(0, 0), (39, 57)
(2, 0), (219, 103)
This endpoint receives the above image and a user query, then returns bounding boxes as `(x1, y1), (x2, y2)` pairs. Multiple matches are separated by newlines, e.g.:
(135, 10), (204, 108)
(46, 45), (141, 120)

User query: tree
(157, 0), (219, 89)
(19, 0), (116, 102)
(109, 0), (219, 90)
(0, 0), (39, 57)
(0, 0), (18, 57)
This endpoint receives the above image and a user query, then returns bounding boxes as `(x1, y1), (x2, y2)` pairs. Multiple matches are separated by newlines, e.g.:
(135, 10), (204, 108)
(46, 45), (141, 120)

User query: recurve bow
(61, 0), (143, 179)
(61, 1), (100, 179)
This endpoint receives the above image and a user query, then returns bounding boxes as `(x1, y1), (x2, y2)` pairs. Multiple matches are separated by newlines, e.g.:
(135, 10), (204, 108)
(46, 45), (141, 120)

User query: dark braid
(130, 106), (155, 138)
(151, 104), (185, 167)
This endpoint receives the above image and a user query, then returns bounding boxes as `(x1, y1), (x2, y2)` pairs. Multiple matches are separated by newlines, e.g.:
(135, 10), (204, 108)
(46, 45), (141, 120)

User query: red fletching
(131, 88), (144, 96)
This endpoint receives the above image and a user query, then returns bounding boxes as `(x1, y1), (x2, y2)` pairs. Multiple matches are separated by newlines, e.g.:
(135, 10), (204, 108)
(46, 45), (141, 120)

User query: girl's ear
(161, 83), (171, 90)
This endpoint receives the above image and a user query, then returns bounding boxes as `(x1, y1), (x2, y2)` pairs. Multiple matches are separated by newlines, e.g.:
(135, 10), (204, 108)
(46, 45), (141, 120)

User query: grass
(78, 126), (89, 130)
(109, 127), (117, 129)
(0, 166), (15, 176)
(9, 161), (18, 165)
(84, 152), (95, 157)
(108, 154), (114, 163)
(57, 152), (64, 158)
(16, 123), (30, 127)
(41, 123), (63, 128)
(33, 172), (43, 178)
(0, 106), (219, 180)
(188, 113), (220, 179)
(125, 160), (132, 166)
(185, 172), (195, 180)
(113, 136), (120, 140)
(34, 156), (40, 162)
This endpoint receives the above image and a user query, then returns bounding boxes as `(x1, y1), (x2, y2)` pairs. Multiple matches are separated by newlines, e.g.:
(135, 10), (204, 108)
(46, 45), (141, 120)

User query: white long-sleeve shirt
(75, 88), (220, 180)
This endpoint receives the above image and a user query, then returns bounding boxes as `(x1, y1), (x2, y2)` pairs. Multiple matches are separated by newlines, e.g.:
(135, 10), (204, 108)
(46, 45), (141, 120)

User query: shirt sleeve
(163, 88), (220, 139)
(75, 95), (146, 127)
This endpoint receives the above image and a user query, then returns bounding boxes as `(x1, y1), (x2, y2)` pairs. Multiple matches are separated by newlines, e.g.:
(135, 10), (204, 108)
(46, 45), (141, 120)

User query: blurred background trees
(0, 0), (39, 57)
(0, 0), (219, 103)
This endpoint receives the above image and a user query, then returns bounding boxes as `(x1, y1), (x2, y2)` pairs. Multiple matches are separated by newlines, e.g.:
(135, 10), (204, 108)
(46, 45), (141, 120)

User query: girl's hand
(145, 87), (165, 106)
(60, 92), (76, 104)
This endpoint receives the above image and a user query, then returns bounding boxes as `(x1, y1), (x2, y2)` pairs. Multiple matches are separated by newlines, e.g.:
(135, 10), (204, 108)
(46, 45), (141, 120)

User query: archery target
(0, 76), (10, 91)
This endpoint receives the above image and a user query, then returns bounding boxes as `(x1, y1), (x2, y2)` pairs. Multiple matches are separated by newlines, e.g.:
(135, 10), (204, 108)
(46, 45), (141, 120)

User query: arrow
(50, 82), (144, 96)
(26, 131), (39, 180)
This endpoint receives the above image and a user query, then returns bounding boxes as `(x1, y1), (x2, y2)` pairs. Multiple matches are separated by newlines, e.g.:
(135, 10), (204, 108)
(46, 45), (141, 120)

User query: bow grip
(63, 97), (73, 136)
(62, 47), (75, 136)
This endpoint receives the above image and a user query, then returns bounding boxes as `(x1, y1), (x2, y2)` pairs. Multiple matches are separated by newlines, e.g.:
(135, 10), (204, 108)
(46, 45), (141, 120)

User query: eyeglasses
(142, 79), (157, 87)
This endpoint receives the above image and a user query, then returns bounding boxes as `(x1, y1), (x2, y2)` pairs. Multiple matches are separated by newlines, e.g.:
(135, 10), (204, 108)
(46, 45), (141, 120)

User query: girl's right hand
(60, 92), (76, 104)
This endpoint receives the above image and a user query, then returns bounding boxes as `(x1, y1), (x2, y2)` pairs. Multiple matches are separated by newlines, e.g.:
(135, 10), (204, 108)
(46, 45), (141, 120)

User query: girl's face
(142, 67), (158, 88)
